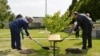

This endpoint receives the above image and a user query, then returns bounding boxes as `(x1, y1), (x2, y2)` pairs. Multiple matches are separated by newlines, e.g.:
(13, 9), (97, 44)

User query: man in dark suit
(72, 12), (93, 49)
(9, 15), (33, 50)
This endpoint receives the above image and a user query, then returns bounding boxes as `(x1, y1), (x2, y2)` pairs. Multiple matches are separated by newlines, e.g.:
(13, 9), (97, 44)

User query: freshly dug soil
(19, 49), (36, 54)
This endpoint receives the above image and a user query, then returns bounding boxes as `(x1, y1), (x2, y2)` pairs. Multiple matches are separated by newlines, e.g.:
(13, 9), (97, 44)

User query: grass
(0, 29), (100, 56)
(0, 29), (68, 38)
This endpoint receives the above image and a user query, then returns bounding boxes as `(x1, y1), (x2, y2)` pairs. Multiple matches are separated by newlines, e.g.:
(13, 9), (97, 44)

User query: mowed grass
(0, 29), (100, 56)
(0, 29), (68, 38)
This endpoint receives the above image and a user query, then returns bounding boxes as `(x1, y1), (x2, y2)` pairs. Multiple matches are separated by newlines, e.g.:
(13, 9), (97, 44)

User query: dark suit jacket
(9, 18), (29, 36)
(74, 14), (92, 34)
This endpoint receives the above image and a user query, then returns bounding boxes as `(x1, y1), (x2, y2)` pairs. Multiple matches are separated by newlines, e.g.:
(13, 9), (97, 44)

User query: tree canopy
(67, 0), (100, 21)
(0, 0), (15, 28)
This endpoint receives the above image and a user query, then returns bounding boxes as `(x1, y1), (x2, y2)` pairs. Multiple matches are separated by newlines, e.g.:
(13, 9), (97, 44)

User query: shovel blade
(42, 47), (49, 50)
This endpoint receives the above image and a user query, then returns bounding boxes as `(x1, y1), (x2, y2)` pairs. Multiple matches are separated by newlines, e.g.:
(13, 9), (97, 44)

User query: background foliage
(66, 0), (100, 21)
(0, 0), (15, 28)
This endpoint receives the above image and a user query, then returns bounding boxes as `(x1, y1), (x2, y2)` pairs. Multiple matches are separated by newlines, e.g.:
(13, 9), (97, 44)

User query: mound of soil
(19, 49), (36, 54)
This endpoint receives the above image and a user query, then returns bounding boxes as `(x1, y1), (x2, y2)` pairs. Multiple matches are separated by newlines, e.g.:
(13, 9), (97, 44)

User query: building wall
(29, 17), (44, 28)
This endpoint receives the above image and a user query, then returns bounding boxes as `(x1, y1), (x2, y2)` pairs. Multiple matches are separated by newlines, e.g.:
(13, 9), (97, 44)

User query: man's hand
(28, 35), (33, 40)
(71, 31), (75, 34)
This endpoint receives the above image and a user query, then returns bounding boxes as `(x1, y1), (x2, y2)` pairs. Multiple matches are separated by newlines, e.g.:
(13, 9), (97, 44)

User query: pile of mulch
(65, 48), (83, 54)
(19, 49), (36, 54)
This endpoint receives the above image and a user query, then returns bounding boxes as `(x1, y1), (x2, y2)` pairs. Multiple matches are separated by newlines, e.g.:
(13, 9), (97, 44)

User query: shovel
(32, 39), (49, 50)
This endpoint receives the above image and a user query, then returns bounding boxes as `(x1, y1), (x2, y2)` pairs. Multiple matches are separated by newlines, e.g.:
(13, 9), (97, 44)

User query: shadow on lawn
(0, 49), (11, 56)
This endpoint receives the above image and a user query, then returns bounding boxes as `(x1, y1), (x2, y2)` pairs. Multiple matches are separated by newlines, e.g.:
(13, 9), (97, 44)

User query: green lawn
(0, 29), (100, 56)
(0, 29), (68, 38)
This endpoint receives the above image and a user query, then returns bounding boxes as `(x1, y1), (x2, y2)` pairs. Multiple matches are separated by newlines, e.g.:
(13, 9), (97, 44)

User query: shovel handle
(32, 39), (43, 47)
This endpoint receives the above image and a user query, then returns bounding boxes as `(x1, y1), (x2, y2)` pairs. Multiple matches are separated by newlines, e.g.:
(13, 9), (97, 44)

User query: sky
(8, 0), (72, 17)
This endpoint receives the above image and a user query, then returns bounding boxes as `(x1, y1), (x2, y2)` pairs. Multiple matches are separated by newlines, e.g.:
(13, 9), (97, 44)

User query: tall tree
(67, 0), (100, 21)
(0, 0), (15, 28)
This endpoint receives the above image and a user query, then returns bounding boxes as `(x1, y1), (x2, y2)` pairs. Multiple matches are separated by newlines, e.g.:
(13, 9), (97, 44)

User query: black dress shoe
(17, 48), (22, 50)
(12, 47), (16, 49)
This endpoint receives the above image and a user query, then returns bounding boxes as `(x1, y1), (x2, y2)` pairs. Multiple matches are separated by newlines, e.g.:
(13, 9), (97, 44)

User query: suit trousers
(82, 32), (92, 48)
(10, 29), (21, 50)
